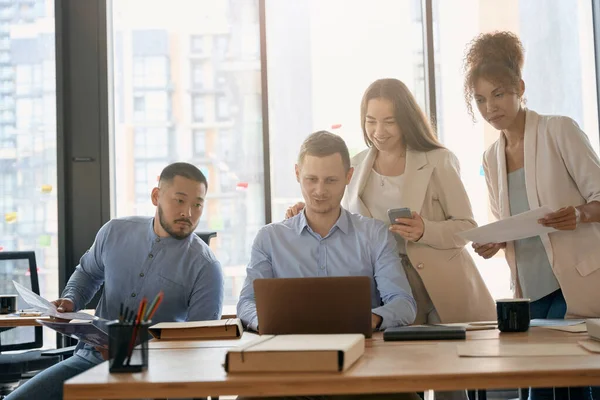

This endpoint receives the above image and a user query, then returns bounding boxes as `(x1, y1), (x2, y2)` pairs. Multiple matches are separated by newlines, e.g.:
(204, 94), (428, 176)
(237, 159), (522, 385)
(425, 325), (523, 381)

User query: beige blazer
(483, 109), (600, 318)
(343, 147), (496, 323)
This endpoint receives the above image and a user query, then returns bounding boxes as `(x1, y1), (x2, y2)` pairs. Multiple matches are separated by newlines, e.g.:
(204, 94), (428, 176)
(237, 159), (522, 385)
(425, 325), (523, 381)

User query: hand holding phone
(387, 208), (412, 225)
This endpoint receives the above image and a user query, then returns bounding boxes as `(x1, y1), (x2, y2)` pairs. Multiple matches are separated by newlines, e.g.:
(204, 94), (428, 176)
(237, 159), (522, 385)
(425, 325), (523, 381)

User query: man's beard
(158, 204), (196, 240)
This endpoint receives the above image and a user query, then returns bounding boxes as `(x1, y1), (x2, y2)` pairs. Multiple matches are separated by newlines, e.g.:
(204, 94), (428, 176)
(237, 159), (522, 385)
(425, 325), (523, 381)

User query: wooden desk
(0, 314), (49, 328)
(0, 309), (96, 328)
(0, 306), (234, 328)
(63, 327), (599, 400)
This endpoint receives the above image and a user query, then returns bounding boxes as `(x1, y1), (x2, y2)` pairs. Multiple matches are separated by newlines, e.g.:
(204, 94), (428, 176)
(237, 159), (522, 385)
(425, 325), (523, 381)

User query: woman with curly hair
(463, 31), (600, 400)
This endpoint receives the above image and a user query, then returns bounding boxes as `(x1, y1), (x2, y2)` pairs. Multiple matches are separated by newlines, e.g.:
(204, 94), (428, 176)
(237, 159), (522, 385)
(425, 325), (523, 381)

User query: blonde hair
(297, 130), (351, 172)
(463, 31), (525, 120)
(360, 78), (443, 152)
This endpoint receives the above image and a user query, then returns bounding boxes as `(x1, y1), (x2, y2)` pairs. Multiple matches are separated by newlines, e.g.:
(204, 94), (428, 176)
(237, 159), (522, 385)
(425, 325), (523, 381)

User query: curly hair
(463, 31), (525, 120)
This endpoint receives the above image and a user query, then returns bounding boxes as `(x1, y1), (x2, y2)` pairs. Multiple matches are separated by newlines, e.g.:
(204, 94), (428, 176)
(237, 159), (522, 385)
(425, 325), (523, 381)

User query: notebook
(148, 318), (243, 340)
(225, 333), (365, 373)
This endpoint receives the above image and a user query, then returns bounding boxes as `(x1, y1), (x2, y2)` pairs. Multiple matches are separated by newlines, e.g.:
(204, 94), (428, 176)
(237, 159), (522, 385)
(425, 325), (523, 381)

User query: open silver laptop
(253, 276), (373, 338)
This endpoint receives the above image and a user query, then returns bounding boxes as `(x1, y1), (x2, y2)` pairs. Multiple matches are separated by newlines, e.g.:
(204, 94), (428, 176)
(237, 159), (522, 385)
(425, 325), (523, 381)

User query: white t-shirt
(361, 169), (407, 254)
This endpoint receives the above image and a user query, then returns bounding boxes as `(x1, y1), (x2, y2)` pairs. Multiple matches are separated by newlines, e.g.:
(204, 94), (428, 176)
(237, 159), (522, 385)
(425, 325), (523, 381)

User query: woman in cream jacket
(465, 32), (600, 321)
(288, 78), (495, 325)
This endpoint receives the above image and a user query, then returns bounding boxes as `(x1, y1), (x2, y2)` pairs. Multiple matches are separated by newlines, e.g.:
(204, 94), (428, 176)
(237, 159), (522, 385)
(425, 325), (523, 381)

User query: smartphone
(387, 207), (413, 225)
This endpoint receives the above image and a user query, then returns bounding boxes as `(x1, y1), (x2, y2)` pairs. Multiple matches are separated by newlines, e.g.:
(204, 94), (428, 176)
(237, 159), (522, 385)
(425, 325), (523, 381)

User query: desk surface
(0, 309), (96, 328)
(0, 306), (236, 328)
(63, 327), (600, 400)
(0, 314), (48, 327)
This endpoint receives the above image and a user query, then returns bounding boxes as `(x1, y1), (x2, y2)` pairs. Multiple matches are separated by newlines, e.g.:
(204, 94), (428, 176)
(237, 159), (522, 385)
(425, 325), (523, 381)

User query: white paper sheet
(13, 280), (95, 321)
(456, 206), (557, 244)
(530, 319), (585, 327)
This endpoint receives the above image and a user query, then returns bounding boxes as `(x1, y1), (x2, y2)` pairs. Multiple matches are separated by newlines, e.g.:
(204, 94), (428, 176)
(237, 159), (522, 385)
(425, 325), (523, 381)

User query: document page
(13, 280), (95, 321)
(456, 206), (557, 244)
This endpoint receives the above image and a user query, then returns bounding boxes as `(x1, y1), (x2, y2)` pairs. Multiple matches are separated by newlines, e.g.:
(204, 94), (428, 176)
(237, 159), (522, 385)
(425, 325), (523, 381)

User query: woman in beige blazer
(464, 32), (600, 322)
(287, 78), (495, 325)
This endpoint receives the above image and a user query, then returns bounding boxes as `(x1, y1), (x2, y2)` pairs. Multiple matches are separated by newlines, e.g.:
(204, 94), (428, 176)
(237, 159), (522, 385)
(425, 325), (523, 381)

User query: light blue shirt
(508, 168), (559, 301)
(237, 208), (416, 331)
(62, 216), (224, 359)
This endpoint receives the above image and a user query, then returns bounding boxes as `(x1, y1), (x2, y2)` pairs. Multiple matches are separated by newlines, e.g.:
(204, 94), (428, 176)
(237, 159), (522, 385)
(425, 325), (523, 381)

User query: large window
(265, 0), (427, 221)
(111, 0), (265, 307)
(433, 0), (599, 299)
(104, 0), (600, 308)
(0, 0), (58, 347)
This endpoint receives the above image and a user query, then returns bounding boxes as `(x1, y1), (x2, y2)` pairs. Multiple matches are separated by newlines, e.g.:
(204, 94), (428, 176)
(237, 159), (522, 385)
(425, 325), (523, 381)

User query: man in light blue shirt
(8, 162), (224, 400)
(238, 131), (416, 332)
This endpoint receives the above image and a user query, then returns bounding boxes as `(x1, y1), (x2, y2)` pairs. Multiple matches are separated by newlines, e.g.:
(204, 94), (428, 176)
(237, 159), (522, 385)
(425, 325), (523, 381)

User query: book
(148, 318), (243, 340)
(225, 333), (364, 373)
(37, 319), (110, 349)
(383, 325), (466, 341)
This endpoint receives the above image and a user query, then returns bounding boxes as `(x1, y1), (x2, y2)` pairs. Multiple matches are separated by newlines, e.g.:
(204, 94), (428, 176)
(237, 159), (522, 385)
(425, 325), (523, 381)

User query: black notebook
(383, 325), (466, 341)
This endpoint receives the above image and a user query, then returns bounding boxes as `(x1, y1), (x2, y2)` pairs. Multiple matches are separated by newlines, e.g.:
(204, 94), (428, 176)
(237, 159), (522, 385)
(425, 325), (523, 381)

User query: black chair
(196, 231), (217, 245)
(0, 251), (62, 398)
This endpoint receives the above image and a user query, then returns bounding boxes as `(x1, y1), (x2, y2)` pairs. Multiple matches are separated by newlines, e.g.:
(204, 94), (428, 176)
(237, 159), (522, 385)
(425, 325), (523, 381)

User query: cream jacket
(483, 109), (600, 318)
(343, 147), (495, 323)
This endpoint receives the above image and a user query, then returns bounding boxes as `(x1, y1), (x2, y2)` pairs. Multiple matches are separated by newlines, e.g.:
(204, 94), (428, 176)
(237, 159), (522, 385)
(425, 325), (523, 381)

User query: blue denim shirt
(62, 216), (224, 359)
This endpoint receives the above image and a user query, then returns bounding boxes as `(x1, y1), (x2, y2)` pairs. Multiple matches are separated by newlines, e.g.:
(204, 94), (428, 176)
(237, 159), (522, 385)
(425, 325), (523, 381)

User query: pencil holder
(107, 320), (150, 373)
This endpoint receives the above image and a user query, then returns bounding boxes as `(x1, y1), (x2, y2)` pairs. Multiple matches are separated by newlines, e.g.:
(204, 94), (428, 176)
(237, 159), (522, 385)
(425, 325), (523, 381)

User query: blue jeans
(529, 289), (567, 320)
(526, 290), (594, 400)
(5, 350), (103, 400)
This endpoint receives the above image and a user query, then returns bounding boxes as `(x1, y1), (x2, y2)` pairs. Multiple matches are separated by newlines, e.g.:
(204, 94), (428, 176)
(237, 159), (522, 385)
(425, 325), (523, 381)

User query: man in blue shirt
(8, 162), (224, 400)
(238, 131), (416, 332)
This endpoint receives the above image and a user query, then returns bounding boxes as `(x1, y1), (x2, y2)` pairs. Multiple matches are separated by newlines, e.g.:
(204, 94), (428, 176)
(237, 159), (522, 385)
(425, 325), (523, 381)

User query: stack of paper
(531, 319), (587, 333)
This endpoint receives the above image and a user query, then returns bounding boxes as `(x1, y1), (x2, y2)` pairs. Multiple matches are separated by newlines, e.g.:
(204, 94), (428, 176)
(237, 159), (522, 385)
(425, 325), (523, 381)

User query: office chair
(0, 251), (65, 398)
(196, 231), (217, 245)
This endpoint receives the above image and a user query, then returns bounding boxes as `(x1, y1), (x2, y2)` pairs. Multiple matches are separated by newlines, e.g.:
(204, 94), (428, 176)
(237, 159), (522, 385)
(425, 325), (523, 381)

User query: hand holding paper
(12, 281), (95, 321)
(457, 206), (557, 244)
(472, 242), (506, 259)
(538, 206), (578, 231)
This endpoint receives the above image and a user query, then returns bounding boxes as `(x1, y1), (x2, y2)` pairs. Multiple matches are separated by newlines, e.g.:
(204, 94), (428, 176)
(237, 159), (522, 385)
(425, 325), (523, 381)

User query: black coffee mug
(0, 295), (17, 315)
(496, 298), (530, 332)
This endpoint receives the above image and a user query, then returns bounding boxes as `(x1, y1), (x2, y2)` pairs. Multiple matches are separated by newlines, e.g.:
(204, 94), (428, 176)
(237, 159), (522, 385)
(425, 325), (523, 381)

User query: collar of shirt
(294, 207), (350, 238)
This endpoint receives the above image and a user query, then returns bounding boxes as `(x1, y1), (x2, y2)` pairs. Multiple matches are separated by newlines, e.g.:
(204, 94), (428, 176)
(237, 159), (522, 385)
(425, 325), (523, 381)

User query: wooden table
(0, 309), (96, 328)
(0, 314), (50, 328)
(63, 327), (600, 399)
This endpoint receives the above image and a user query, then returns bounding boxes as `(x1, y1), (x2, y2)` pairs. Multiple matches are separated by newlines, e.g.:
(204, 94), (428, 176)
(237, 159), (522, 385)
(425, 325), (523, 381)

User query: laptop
(253, 276), (373, 338)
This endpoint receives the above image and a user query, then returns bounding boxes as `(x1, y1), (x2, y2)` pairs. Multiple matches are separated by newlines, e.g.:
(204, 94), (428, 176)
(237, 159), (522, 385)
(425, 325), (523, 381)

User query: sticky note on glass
(5, 212), (17, 223)
(41, 184), (53, 193)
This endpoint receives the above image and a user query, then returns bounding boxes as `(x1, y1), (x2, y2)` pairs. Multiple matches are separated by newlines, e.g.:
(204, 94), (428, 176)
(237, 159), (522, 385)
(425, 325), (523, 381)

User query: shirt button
(131, 293), (136, 297)
(139, 272), (145, 277)
(320, 265), (325, 270)
(155, 238), (160, 242)
(148, 254), (153, 259)
(416, 263), (424, 269)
